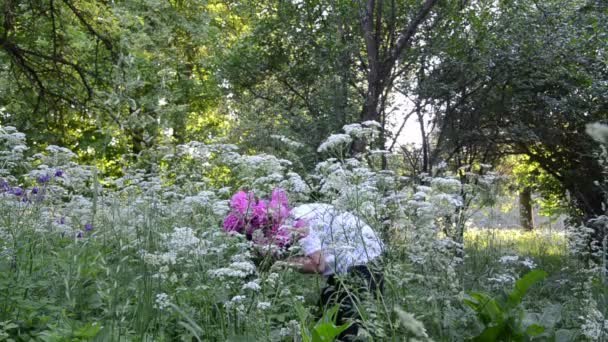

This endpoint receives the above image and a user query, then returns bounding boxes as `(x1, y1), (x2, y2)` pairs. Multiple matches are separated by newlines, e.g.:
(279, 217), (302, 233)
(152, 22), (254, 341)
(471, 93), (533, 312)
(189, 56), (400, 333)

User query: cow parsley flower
(163, 227), (200, 254)
(521, 257), (536, 269)
(270, 134), (304, 148)
(488, 274), (515, 284)
(242, 281), (261, 292)
(231, 295), (247, 303)
(257, 301), (272, 310)
(154, 293), (171, 310)
(499, 255), (519, 264)
(317, 134), (352, 152)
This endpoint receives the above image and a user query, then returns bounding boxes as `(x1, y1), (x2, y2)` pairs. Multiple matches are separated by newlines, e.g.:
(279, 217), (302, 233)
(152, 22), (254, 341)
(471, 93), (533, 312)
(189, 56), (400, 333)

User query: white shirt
(291, 203), (384, 276)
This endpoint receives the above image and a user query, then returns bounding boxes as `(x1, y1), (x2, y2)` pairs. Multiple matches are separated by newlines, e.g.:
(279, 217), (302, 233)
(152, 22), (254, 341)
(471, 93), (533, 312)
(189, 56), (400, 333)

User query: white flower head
(154, 293), (171, 310)
(318, 134), (353, 153)
(242, 281), (261, 292)
(257, 301), (272, 310)
(499, 255), (519, 264)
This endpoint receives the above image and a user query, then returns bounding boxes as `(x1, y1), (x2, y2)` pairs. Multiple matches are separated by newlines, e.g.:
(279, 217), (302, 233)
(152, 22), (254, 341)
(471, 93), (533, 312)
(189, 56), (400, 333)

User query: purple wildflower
(270, 188), (289, 207)
(58, 217), (66, 225)
(271, 227), (291, 247)
(223, 188), (294, 250)
(0, 179), (9, 192)
(250, 199), (268, 228)
(84, 223), (93, 232)
(269, 188), (291, 223)
(223, 213), (243, 233)
(10, 187), (24, 196)
(37, 174), (51, 184)
(31, 187), (39, 194)
(54, 170), (63, 177)
(76, 231), (84, 239)
(230, 191), (252, 215)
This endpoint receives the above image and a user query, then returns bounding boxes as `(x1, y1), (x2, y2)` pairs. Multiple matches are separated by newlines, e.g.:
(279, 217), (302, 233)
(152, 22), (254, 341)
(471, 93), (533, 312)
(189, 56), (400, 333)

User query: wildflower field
(1, 124), (606, 342)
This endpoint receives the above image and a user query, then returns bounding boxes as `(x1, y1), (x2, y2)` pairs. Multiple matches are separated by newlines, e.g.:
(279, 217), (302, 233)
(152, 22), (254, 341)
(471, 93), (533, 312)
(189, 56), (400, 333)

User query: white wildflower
(212, 200), (229, 216)
(242, 281), (261, 292)
(163, 227), (200, 254)
(395, 308), (429, 339)
(521, 257), (536, 269)
(231, 295), (247, 303)
(499, 255), (519, 264)
(416, 185), (432, 193)
(257, 301), (272, 310)
(208, 260), (256, 279)
(169, 273), (178, 283)
(488, 274), (516, 284)
(154, 293), (171, 310)
(361, 120), (381, 128)
(270, 134), (304, 148)
(343, 123), (365, 137)
(266, 272), (280, 286)
(586, 122), (608, 144)
(581, 307), (607, 340)
(412, 191), (427, 201)
(317, 134), (352, 153)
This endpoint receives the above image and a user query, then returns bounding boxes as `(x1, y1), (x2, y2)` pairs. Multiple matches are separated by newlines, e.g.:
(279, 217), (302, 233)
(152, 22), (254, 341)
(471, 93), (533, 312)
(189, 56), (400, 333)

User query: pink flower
(271, 227), (291, 247)
(230, 191), (253, 215)
(251, 199), (268, 228)
(271, 188), (289, 207)
(269, 188), (291, 223)
(223, 188), (294, 250)
(294, 219), (308, 229)
(223, 213), (243, 233)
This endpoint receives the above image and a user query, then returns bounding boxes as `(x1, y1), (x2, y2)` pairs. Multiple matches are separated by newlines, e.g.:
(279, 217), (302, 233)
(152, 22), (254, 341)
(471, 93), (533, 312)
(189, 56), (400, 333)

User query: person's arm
(284, 250), (326, 274)
(276, 224), (326, 274)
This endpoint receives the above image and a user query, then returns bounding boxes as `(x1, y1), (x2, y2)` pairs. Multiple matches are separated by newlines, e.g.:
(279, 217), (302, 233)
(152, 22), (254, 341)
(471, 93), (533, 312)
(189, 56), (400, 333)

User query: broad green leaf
(311, 322), (352, 342)
(471, 324), (505, 342)
(507, 270), (547, 309)
(522, 312), (541, 331)
(555, 329), (578, 342)
(525, 324), (545, 336)
(540, 304), (562, 329)
(465, 292), (504, 325)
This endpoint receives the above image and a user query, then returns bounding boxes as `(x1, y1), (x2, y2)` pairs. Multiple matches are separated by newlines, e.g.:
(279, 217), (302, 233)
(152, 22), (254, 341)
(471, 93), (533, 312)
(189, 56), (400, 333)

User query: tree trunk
(519, 186), (534, 231)
(352, 0), (439, 154)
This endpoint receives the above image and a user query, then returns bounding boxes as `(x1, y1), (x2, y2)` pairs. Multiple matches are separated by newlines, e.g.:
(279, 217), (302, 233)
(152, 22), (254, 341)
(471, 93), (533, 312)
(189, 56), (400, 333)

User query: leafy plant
(464, 270), (548, 341)
(296, 304), (352, 342)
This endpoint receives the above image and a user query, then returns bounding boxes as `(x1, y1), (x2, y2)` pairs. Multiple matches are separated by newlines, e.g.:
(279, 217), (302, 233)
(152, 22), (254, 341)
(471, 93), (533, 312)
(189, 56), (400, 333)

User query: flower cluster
(222, 188), (299, 247)
(0, 171), (62, 203)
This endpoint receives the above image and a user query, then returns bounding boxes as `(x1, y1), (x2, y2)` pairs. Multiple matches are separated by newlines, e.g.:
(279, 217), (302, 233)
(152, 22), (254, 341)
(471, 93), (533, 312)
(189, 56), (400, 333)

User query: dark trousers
(319, 262), (384, 341)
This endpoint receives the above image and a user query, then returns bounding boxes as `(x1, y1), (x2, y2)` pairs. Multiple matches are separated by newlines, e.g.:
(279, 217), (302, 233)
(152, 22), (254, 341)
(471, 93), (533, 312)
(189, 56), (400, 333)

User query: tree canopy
(1, 0), (607, 226)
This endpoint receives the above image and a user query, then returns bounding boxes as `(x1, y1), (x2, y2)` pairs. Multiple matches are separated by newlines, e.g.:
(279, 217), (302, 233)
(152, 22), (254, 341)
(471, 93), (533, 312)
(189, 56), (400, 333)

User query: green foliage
(296, 304), (352, 342)
(506, 155), (570, 217)
(0, 0), (231, 176)
(420, 0), (608, 222)
(464, 270), (548, 341)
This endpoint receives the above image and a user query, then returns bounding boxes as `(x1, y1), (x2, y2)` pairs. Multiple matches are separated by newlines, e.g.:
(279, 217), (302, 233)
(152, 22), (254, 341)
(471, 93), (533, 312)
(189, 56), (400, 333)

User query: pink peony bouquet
(223, 188), (303, 248)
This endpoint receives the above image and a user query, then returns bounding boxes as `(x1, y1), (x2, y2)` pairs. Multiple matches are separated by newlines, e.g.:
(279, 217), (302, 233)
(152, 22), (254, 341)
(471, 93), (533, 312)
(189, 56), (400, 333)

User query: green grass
(1, 203), (605, 341)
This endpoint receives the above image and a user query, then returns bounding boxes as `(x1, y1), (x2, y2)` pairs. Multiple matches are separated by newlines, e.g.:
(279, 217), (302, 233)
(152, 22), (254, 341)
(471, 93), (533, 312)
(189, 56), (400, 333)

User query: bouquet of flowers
(223, 188), (306, 249)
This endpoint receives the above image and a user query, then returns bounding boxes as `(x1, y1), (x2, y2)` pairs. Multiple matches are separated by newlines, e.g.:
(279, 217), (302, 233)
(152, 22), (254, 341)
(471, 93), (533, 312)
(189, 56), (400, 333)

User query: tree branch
(386, 0), (439, 65)
(61, 0), (114, 55)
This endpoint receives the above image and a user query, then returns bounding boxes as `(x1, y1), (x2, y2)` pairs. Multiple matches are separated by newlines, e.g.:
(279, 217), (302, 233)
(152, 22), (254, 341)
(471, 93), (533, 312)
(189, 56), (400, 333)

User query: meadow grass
(1, 198), (605, 341)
